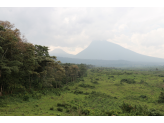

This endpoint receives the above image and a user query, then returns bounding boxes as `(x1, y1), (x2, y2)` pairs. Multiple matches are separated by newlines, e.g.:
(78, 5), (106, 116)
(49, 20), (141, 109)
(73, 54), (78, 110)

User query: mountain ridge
(49, 40), (164, 63)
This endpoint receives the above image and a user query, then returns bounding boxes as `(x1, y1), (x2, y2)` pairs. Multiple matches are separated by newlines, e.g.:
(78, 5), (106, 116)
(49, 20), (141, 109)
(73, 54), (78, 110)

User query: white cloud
(1, 7), (164, 58)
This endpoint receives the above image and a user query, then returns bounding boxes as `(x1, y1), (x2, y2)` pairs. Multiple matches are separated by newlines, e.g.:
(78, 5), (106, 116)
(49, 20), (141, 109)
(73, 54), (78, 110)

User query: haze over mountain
(49, 48), (75, 58)
(50, 40), (164, 63)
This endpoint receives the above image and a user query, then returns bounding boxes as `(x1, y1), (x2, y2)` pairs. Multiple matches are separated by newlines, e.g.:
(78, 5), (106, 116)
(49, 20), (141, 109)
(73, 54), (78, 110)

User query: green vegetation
(1, 21), (164, 116)
(1, 66), (164, 116)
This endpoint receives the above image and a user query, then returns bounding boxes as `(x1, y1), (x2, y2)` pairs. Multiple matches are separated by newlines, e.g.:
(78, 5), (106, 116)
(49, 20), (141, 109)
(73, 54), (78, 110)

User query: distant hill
(75, 40), (164, 63)
(49, 48), (75, 58)
(55, 56), (164, 68)
(49, 40), (164, 67)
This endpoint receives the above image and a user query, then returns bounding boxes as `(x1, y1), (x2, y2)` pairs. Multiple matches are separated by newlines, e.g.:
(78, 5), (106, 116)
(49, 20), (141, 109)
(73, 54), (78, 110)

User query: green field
(1, 67), (164, 116)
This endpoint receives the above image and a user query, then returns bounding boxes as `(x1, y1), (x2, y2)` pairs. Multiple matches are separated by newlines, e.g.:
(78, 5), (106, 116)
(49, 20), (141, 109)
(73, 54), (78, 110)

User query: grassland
(1, 67), (164, 116)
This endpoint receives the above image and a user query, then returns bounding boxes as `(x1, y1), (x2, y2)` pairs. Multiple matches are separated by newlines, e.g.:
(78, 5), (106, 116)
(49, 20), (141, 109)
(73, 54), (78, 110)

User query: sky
(1, 4), (164, 58)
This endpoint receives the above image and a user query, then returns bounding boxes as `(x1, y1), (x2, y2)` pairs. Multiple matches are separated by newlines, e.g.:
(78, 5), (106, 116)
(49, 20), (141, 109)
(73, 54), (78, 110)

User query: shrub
(159, 75), (164, 77)
(158, 92), (164, 103)
(79, 83), (95, 89)
(13, 88), (27, 95)
(91, 81), (99, 84)
(57, 103), (71, 109)
(32, 93), (42, 99)
(84, 92), (90, 95)
(28, 88), (34, 94)
(66, 109), (70, 113)
(81, 109), (90, 115)
(105, 111), (114, 116)
(108, 76), (114, 79)
(0, 98), (7, 107)
(71, 106), (77, 110)
(57, 107), (63, 112)
(114, 97), (118, 99)
(53, 91), (61, 96)
(147, 108), (163, 116)
(139, 95), (147, 99)
(120, 79), (136, 84)
(119, 101), (133, 113)
(23, 95), (29, 101)
(41, 90), (47, 95)
(56, 113), (61, 116)
(64, 86), (70, 91)
(74, 90), (83, 95)
(50, 107), (54, 110)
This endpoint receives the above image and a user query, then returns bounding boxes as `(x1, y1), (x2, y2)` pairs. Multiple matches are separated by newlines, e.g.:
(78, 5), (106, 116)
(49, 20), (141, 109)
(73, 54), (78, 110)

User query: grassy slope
(0, 68), (164, 116)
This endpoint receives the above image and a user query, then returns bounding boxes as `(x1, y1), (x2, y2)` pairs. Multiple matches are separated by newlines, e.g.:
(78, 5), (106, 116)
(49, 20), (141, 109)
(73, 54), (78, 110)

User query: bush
(158, 92), (164, 103)
(32, 93), (42, 99)
(66, 109), (70, 113)
(119, 101), (133, 113)
(53, 91), (61, 96)
(91, 81), (99, 84)
(140, 95), (147, 98)
(105, 110), (119, 116)
(50, 107), (54, 110)
(139, 95), (147, 99)
(84, 92), (90, 95)
(79, 83), (95, 89)
(13, 88), (27, 95)
(0, 97), (7, 107)
(118, 102), (160, 116)
(23, 95), (29, 101)
(28, 88), (34, 94)
(147, 109), (163, 116)
(159, 75), (164, 77)
(64, 86), (70, 91)
(81, 109), (90, 115)
(41, 90), (48, 95)
(57, 103), (71, 109)
(57, 107), (63, 112)
(72, 106), (77, 110)
(120, 79), (136, 84)
(74, 90), (83, 95)
(108, 76), (114, 79)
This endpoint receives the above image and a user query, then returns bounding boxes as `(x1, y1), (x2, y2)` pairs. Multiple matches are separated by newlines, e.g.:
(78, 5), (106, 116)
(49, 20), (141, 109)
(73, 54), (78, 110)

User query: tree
(79, 64), (87, 77)
(72, 65), (79, 81)
(0, 20), (72, 96)
(0, 22), (24, 95)
(63, 65), (69, 85)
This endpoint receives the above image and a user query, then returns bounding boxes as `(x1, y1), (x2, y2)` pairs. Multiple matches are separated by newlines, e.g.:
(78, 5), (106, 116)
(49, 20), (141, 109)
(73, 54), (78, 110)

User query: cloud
(1, 7), (164, 57)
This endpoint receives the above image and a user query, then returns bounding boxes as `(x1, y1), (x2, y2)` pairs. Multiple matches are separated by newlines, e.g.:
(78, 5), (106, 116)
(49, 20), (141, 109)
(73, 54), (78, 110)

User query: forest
(0, 20), (94, 96)
(0, 21), (164, 116)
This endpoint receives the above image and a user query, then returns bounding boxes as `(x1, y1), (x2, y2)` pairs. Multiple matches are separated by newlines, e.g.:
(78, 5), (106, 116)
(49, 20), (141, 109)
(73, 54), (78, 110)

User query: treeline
(0, 20), (95, 96)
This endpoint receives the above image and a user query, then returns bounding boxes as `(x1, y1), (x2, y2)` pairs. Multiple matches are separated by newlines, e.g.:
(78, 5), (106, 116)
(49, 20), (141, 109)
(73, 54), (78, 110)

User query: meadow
(1, 67), (164, 116)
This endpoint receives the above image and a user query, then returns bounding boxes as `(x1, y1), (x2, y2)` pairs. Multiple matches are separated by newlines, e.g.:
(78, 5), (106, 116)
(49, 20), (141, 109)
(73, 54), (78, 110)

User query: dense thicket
(0, 21), (94, 96)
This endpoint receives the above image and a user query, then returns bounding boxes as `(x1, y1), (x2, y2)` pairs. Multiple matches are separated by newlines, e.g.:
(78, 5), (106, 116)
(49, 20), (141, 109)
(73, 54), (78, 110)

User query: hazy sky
(1, 7), (164, 58)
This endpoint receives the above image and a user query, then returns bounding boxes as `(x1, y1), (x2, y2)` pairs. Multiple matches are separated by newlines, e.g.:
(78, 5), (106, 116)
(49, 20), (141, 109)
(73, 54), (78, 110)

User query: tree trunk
(29, 74), (31, 89)
(0, 85), (2, 96)
(66, 77), (68, 85)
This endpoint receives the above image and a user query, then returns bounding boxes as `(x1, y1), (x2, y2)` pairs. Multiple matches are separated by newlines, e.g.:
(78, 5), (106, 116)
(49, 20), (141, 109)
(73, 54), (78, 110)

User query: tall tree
(0, 21), (24, 95)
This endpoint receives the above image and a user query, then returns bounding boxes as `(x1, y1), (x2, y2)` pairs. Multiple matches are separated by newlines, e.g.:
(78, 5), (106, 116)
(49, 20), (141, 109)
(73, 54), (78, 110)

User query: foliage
(120, 79), (136, 84)
(78, 83), (95, 89)
(57, 107), (63, 112)
(158, 92), (164, 103)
